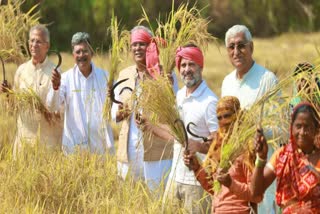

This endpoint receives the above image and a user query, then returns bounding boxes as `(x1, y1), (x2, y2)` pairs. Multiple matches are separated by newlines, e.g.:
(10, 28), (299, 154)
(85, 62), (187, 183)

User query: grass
(0, 31), (320, 212)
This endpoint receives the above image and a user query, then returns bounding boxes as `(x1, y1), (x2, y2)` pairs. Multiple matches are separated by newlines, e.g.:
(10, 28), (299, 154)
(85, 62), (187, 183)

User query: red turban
(131, 29), (164, 79)
(175, 46), (204, 71)
(130, 29), (152, 44)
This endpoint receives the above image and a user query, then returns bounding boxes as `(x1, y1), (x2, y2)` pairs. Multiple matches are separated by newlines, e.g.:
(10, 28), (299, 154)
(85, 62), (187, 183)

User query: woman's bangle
(255, 154), (267, 168)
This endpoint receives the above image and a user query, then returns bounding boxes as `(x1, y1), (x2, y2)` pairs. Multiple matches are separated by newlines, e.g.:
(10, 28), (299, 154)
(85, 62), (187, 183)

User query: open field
(0, 32), (320, 213)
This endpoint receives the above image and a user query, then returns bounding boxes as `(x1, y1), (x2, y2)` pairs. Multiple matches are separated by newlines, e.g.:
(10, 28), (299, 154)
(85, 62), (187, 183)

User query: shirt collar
(236, 61), (256, 81)
(28, 56), (49, 69)
(75, 62), (95, 79)
(185, 80), (207, 98)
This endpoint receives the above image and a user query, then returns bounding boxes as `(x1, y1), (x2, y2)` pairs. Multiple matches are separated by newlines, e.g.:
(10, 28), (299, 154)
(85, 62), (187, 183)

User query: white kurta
(46, 63), (114, 154)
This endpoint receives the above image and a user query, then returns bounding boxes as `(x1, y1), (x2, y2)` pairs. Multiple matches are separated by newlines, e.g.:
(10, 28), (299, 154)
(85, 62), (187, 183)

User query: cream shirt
(13, 57), (63, 151)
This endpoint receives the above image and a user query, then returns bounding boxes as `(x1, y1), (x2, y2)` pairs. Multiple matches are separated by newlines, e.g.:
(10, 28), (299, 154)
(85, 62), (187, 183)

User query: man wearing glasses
(46, 32), (114, 155)
(0, 25), (63, 155)
(221, 25), (278, 213)
(221, 25), (278, 110)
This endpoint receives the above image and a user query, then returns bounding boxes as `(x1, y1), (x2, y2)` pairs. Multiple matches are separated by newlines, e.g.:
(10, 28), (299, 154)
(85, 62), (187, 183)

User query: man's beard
(182, 70), (201, 88)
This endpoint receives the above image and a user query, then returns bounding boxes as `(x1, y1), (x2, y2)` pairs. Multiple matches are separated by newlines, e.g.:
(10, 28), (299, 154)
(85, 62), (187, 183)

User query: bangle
(255, 154), (267, 168)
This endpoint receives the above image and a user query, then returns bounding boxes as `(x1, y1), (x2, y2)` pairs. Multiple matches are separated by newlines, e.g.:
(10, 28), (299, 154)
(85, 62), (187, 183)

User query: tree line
(18, 0), (320, 51)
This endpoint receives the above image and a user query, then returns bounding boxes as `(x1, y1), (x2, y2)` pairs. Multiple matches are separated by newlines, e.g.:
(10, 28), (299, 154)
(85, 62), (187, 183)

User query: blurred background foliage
(14, 0), (320, 51)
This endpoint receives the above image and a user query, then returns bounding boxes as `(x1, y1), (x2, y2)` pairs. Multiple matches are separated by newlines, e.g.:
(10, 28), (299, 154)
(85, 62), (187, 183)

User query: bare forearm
(251, 166), (268, 197)
(195, 166), (214, 195)
(147, 123), (175, 143)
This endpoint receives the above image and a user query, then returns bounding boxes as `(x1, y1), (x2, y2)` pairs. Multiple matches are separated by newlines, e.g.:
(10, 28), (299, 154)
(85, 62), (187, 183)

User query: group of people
(0, 23), (319, 213)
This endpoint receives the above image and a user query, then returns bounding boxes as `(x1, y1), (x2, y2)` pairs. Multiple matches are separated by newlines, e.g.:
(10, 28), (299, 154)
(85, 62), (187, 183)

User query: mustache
(77, 57), (87, 62)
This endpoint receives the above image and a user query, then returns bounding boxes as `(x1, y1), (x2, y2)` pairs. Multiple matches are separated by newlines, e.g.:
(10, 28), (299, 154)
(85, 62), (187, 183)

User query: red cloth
(275, 102), (320, 213)
(131, 29), (162, 79)
(175, 46), (204, 71)
(130, 29), (152, 44)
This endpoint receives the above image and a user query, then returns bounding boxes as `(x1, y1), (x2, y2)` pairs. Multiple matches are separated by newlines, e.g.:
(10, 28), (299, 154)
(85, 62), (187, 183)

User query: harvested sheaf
(7, 88), (51, 120)
(103, 12), (130, 121)
(139, 2), (216, 76)
(136, 75), (186, 145)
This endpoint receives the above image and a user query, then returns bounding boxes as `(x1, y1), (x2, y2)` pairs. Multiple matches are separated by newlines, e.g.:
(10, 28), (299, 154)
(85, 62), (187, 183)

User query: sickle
(0, 56), (7, 85)
(110, 78), (133, 105)
(174, 119), (189, 151)
(49, 50), (62, 70)
(187, 122), (211, 142)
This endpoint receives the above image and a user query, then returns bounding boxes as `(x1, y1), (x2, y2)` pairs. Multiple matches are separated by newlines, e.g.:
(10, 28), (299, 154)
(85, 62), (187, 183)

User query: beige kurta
(13, 57), (63, 153)
(115, 65), (173, 162)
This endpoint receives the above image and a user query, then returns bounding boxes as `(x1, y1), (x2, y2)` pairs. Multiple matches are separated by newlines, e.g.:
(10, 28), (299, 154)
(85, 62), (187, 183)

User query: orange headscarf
(203, 96), (241, 173)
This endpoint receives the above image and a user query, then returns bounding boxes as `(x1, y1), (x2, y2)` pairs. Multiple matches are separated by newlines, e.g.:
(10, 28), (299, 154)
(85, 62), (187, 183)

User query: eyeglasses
(28, 39), (47, 46)
(217, 113), (232, 121)
(227, 42), (250, 52)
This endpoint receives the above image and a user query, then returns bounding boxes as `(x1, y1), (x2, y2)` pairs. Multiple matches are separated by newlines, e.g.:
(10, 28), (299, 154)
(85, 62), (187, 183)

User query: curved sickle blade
(174, 119), (189, 151)
(120, 86), (133, 95)
(0, 56), (7, 85)
(186, 122), (210, 142)
(49, 50), (62, 70)
(111, 78), (132, 105)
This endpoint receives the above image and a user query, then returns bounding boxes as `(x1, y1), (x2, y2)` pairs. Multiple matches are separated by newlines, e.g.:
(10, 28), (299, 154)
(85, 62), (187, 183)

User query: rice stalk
(213, 73), (295, 193)
(136, 75), (185, 146)
(103, 12), (130, 121)
(139, 2), (216, 75)
(0, 0), (40, 64)
(7, 88), (50, 117)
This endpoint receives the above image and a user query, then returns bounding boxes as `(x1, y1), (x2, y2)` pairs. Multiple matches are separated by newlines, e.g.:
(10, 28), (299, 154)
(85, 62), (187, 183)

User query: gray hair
(71, 32), (91, 47)
(29, 25), (50, 43)
(225, 25), (252, 46)
(130, 25), (153, 37)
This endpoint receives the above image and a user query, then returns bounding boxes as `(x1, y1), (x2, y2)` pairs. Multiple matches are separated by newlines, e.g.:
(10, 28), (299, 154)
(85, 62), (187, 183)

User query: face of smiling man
(179, 58), (202, 89)
(72, 42), (93, 74)
(226, 32), (254, 77)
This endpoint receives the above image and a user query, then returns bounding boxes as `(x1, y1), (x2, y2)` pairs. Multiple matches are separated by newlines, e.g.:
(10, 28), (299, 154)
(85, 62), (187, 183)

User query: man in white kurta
(46, 32), (113, 154)
(221, 25), (278, 214)
(164, 45), (218, 213)
(0, 25), (63, 155)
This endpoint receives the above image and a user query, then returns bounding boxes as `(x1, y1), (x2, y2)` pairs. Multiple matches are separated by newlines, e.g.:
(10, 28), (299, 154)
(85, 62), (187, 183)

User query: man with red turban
(112, 26), (179, 191)
(163, 44), (219, 213)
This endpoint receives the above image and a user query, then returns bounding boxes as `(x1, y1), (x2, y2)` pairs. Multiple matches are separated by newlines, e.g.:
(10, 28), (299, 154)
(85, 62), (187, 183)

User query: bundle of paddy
(140, 2), (216, 76)
(135, 75), (186, 146)
(212, 75), (294, 193)
(103, 13), (130, 121)
(0, 1), (40, 63)
(8, 88), (51, 120)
